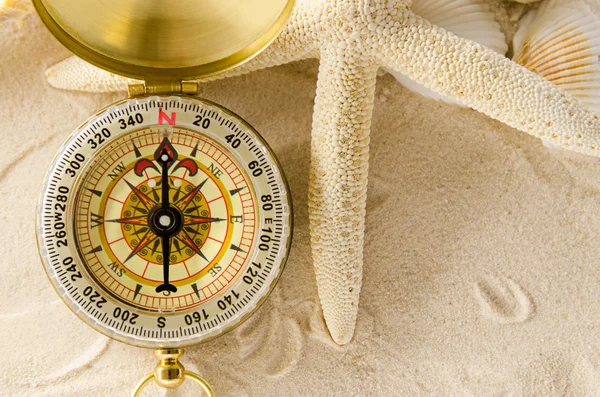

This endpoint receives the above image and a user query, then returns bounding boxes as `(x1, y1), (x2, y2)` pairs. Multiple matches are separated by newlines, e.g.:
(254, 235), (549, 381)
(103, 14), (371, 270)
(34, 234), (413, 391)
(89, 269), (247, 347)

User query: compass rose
(109, 138), (224, 293)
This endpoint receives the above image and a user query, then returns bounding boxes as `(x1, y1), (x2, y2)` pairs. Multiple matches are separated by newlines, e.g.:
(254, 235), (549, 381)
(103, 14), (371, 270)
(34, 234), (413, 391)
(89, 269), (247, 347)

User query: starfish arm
(44, 57), (138, 93)
(309, 41), (379, 345)
(44, 1), (317, 93)
(378, 12), (600, 154)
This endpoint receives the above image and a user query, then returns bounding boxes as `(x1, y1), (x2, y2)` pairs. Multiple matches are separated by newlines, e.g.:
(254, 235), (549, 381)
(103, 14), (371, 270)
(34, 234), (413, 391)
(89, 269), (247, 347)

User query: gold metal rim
(132, 371), (216, 397)
(32, 0), (295, 80)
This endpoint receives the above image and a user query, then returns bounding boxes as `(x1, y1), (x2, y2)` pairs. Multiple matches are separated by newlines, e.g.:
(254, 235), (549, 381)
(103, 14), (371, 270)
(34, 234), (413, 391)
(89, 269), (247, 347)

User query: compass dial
(37, 96), (292, 348)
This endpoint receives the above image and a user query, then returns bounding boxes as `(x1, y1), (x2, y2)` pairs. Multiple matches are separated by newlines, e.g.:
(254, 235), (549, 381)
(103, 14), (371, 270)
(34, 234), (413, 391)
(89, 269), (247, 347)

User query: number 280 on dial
(37, 96), (292, 348)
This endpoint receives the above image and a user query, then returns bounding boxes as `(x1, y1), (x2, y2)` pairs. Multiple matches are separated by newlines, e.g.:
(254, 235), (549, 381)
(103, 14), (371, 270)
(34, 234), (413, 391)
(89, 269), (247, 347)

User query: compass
(33, 0), (294, 395)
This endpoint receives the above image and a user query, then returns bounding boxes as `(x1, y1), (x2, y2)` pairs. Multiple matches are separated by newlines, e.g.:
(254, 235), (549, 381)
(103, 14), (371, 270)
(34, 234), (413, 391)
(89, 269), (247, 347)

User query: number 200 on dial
(37, 96), (292, 347)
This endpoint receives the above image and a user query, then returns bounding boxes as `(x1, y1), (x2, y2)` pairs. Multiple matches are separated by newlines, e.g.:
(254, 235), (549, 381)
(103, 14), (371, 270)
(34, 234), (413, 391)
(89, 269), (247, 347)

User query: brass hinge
(128, 81), (198, 97)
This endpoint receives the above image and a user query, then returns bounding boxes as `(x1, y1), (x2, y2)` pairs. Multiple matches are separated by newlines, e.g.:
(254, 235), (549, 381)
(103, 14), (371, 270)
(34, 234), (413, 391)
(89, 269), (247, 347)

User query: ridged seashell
(513, 0), (600, 114)
(0, 0), (33, 26)
(389, 0), (508, 104)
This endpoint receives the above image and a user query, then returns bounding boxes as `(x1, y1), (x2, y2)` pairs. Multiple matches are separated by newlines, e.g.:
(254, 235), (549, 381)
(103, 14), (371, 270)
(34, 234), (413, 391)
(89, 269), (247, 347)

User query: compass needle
(150, 139), (180, 294)
(155, 235), (176, 293)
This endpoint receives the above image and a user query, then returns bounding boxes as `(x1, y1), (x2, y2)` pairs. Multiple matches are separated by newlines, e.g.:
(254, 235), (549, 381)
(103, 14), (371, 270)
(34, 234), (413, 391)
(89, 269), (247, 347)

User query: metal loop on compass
(132, 371), (216, 397)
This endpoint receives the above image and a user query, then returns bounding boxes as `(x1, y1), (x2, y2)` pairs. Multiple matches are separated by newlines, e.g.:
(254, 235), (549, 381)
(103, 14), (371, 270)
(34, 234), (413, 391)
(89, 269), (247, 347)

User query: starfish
(43, 0), (600, 345)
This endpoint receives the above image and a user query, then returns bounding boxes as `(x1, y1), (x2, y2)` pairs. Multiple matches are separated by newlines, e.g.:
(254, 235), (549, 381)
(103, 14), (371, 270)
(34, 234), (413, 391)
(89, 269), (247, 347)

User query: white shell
(513, 0), (600, 114)
(389, 0), (508, 104)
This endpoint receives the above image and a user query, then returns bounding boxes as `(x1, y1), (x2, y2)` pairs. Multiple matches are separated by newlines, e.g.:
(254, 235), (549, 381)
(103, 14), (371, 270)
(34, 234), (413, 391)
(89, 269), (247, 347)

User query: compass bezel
(36, 95), (293, 348)
(32, 0), (295, 81)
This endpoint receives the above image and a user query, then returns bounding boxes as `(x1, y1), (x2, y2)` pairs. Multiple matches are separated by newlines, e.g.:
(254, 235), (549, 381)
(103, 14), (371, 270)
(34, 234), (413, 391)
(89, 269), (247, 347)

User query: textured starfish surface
(45, 0), (600, 345)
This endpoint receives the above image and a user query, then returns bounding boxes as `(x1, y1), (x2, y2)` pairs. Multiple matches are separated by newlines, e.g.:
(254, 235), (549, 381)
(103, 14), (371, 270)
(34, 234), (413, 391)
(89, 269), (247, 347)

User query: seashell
(388, 0), (508, 104)
(513, 0), (600, 114)
(0, 0), (33, 27)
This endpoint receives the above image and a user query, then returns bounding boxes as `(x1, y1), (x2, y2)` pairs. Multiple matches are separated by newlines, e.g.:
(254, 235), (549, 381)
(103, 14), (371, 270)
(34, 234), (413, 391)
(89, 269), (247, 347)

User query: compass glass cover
(37, 96), (292, 348)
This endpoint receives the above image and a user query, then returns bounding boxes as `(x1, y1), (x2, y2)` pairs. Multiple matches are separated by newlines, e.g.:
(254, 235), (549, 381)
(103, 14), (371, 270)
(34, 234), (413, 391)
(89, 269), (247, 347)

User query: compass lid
(33, 0), (294, 81)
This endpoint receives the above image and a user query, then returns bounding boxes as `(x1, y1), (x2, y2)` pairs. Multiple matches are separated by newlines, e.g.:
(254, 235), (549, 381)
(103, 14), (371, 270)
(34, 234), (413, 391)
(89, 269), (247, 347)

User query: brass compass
(33, 1), (294, 395)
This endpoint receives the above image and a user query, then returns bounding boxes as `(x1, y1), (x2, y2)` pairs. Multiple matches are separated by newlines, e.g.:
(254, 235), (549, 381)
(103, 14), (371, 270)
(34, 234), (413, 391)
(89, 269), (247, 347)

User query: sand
(2, 5), (600, 397)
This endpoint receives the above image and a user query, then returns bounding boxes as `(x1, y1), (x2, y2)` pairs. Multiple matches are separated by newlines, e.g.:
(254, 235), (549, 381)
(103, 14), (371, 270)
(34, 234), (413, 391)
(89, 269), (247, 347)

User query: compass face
(37, 96), (292, 348)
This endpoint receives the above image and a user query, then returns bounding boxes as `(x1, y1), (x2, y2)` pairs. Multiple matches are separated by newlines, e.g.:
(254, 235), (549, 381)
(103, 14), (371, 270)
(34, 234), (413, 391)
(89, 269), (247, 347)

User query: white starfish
(42, 0), (600, 345)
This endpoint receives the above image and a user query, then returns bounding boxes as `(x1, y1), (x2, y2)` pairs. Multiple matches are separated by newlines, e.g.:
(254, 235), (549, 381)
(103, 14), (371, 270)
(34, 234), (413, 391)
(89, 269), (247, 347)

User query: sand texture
(2, 10), (600, 397)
